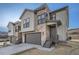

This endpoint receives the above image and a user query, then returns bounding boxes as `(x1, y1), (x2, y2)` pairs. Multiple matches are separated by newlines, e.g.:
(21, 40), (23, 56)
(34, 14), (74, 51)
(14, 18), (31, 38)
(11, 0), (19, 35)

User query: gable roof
(19, 9), (34, 19)
(50, 6), (68, 14)
(19, 3), (49, 19)
(50, 6), (69, 28)
(7, 22), (15, 27)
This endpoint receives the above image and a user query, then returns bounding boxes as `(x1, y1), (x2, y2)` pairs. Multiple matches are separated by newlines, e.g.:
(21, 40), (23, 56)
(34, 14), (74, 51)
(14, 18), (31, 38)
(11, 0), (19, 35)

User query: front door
(49, 25), (57, 43)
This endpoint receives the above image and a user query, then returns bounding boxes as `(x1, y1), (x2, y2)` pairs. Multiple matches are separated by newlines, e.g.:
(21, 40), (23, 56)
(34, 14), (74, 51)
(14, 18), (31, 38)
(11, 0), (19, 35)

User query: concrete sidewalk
(0, 43), (54, 55)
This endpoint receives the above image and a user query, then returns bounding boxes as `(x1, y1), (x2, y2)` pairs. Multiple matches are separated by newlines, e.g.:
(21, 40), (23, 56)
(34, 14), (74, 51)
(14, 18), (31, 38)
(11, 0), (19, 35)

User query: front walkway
(0, 43), (54, 55)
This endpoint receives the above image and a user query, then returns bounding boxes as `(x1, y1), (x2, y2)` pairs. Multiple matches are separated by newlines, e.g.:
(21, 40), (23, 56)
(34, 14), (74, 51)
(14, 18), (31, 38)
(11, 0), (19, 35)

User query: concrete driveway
(17, 41), (79, 55)
(0, 43), (34, 55)
(0, 43), (54, 55)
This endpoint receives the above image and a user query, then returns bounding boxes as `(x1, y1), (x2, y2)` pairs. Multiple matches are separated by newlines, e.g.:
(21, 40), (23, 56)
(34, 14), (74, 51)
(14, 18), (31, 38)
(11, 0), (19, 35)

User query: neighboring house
(7, 22), (15, 44)
(19, 4), (69, 48)
(14, 21), (22, 44)
(7, 21), (22, 44)
(68, 28), (79, 39)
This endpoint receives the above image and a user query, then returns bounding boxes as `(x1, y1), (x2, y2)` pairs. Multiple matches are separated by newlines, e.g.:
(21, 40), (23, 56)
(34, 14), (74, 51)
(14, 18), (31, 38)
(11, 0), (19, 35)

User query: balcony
(46, 19), (62, 26)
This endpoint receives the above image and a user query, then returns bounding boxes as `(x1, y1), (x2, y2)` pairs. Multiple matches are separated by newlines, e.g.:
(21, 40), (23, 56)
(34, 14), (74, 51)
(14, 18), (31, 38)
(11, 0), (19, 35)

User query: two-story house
(19, 4), (69, 48)
(7, 22), (16, 44)
(7, 21), (22, 44)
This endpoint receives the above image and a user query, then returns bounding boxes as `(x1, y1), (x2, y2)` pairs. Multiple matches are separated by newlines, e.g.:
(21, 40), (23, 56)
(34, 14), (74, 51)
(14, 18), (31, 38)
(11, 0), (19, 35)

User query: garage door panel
(26, 32), (41, 45)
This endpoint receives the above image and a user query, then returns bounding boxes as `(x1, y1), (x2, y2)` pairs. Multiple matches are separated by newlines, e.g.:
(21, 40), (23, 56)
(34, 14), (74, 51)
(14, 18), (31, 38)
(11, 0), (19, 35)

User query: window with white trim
(38, 13), (48, 24)
(23, 18), (30, 28)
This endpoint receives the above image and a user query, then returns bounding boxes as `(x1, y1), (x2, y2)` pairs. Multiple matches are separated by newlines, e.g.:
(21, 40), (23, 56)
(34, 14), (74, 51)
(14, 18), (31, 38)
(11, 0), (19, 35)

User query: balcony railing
(46, 19), (62, 26)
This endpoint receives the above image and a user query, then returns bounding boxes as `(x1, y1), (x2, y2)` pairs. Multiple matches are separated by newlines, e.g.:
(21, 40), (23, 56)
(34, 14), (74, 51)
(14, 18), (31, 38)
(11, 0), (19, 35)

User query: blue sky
(0, 3), (79, 30)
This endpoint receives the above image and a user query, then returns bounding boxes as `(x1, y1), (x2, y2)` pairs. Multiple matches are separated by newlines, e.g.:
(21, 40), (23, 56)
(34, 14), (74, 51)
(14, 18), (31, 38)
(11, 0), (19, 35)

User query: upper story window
(18, 26), (21, 31)
(15, 25), (21, 32)
(50, 13), (56, 21)
(38, 15), (41, 20)
(52, 14), (56, 20)
(15, 26), (18, 32)
(41, 14), (45, 19)
(23, 18), (30, 28)
(38, 13), (48, 24)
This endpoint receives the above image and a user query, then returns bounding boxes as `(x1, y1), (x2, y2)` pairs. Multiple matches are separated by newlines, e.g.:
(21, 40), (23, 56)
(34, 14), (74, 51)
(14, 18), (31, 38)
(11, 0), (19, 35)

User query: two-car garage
(24, 32), (41, 45)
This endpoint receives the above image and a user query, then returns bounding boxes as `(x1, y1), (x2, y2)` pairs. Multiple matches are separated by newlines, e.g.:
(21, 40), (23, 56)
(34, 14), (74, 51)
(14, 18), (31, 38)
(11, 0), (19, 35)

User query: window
(44, 13), (48, 17)
(23, 18), (30, 28)
(41, 13), (48, 19)
(18, 26), (21, 31)
(50, 13), (56, 20)
(15, 29), (18, 32)
(38, 15), (41, 20)
(41, 14), (45, 19)
(15, 26), (18, 32)
(52, 14), (56, 20)
(38, 13), (48, 24)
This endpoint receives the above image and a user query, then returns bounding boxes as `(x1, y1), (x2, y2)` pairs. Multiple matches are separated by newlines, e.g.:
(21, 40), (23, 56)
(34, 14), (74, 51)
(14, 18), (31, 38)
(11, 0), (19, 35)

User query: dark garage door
(26, 32), (41, 45)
